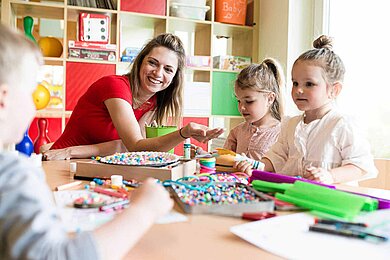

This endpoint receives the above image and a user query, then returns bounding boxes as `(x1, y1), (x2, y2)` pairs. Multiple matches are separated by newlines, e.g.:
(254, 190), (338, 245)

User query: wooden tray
(75, 159), (196, 182)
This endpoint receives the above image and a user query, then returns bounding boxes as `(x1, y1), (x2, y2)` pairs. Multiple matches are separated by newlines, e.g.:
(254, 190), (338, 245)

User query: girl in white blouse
(262, 35), (377, 185)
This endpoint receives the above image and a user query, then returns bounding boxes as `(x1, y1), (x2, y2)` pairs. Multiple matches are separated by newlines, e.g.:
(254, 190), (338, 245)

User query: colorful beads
(197, 172), (249, 184)
(98, 152), (179, 166)
(73, 192), (106, 208)
(172, 183), (260, 206)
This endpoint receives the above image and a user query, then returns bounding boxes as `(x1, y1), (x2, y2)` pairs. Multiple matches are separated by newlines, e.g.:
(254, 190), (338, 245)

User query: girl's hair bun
(313, 35), (333, 50)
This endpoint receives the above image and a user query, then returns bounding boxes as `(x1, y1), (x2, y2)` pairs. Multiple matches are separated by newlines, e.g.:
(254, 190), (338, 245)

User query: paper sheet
(230, 211), (390, 260)
(54, 190), (187, 232)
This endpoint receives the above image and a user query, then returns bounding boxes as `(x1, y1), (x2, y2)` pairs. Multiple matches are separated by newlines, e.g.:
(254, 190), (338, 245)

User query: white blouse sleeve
(263, 117), (291, 172)
(332, 116), (378, 181)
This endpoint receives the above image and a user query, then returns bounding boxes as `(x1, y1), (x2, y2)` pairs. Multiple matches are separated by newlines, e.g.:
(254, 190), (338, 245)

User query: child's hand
(304, 166), (334, 184)
(130, 178), (173, 220)
(234, 160), (253, 176)
(190, 144), (210, 158)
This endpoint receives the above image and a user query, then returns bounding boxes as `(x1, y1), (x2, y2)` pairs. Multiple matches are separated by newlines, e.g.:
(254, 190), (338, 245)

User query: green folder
(252, 180), (293, 193)
(275, 181), (378, 220)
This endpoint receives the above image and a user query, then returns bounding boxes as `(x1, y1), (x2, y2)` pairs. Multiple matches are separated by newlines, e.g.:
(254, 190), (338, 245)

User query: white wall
(258, 0), (324, 116)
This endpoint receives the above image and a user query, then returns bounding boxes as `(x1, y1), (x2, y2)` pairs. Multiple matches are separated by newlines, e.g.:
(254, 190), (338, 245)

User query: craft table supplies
(173, 183), (261, 206)
(309, 223), (388, 242)
(199, 157), (216, 174)
(169, 182), (274, 214)
(69, 162), (77, 178)
(55, 181), (82, 191)
(73, 193), (106, 209)
(214, 148), (265, 171)
(183, 138), (191, 160)
(93, 187), (128, 199)
(99, 199), (129, 212)
(197, 172), (249, 184)
(111, 175), (123, 188)
(98, 151), (179, 166)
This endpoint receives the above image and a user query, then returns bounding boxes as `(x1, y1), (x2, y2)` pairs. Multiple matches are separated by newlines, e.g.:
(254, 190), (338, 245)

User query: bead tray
(168, 182), (274, 216)
(75, 159), (196, 182)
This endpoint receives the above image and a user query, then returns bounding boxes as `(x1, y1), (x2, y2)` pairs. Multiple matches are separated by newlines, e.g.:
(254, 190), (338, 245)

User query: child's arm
(262, 157), (275, 172)
(305, 164), (365, 184)
(223, 129), (237, 152)
(93, 178), (173, 260)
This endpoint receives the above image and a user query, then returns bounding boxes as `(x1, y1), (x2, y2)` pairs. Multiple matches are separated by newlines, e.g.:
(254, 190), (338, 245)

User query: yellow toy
(32, 83), (51, 110)
(214, 148), (264, 172)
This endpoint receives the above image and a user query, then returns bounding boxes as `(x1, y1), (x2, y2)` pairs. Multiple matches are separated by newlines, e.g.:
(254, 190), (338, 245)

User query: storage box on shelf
(170, 2), (210, 21)
(1, 0), (259, 154)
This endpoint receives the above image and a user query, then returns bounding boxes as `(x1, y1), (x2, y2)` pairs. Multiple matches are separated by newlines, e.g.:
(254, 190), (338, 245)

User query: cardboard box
(75, 159), (196, 182)
(69, 48), (116, 61)
(68, 40), (117, 61)
(121, 0), (166, 15)
(69, 41), (117, 51)
(79, 13), (110, 43)
(213, 55), (251, 71)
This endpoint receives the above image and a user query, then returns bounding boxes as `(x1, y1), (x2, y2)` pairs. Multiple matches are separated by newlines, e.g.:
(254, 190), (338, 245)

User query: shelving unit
(1, 0), (259, 153)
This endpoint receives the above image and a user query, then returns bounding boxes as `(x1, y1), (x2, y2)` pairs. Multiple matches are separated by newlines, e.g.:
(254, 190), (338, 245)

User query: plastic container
(184, 138), (191, 160)
(215, 0), (247, 25)
(170, 2), (210, 21)
(172, 0), (206, 5)
(145, 126), (177, 153)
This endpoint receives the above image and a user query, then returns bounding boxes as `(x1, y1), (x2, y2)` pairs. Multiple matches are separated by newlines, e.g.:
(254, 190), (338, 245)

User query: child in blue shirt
(0, 24), (173, 259)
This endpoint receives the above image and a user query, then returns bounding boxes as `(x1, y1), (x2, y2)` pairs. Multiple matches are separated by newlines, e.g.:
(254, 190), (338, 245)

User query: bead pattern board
(54, 190), (188, 232)
(54, 190), (117, 232)
(98, 151), (180, 167)
(169, 182), (274, 215)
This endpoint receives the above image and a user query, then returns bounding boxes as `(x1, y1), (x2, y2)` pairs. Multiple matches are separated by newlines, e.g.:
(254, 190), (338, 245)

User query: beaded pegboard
(168, 182), (274, 215)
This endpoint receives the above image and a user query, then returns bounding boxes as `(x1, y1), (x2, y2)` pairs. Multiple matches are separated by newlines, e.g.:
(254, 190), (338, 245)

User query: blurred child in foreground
(0, 24), (173, 259)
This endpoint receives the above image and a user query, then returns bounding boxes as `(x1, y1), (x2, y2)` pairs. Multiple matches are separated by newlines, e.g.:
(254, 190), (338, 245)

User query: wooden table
(43, 160), (390, 260)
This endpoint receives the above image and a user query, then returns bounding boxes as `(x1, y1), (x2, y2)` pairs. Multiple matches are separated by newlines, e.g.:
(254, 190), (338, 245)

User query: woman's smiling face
(139, 46), (178, 96)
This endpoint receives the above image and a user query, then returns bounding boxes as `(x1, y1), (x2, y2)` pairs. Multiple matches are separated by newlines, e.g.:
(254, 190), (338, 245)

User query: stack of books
(68, 41), (117, 61)
(68, 0), (116, 10)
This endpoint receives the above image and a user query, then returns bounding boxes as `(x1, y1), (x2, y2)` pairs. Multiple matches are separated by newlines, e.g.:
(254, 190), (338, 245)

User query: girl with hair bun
(262, 35), (377, 185)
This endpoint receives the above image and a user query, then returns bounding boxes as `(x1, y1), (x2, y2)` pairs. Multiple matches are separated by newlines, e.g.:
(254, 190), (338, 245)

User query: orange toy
(38, 37), (63, 57)
(32, 83), (51, 110)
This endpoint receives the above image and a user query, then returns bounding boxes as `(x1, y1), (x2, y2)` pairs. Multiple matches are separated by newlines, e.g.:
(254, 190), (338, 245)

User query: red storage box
(215, 0), (247, 25)
(121, 0), (166, 15)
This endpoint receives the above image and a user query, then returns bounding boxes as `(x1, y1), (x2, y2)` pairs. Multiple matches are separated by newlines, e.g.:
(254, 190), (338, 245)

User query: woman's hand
(182, 122), (224, 143)
(43, 147), (72, 160)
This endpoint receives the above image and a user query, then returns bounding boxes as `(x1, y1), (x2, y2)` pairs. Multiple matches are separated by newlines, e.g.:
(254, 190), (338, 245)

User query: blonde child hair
(235, 58), (285, 121)
(295, 35), (346, 87)
(0, 25), (42, 88)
